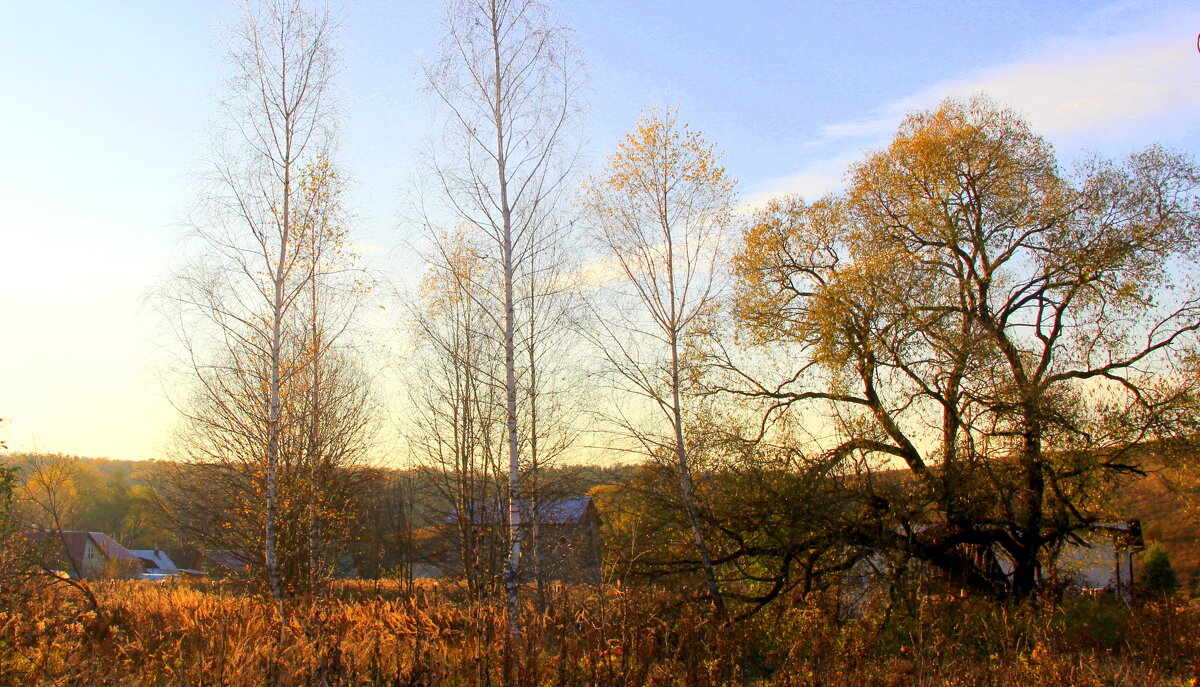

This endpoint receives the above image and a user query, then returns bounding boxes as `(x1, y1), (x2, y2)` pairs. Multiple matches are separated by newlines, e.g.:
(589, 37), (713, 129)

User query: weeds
(0, 581), (1197, 685)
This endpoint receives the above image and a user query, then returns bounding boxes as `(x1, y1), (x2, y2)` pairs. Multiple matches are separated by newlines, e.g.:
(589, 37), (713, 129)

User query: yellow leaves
(587, 107), (736, 221)
(731, 195), (845, 345)
(418, 229), (489, 316)
(732, 91), (1200, 428)
(847, 95), (1064, 253)
(585, 107), (737, 292)
(288, 154), (352, 268)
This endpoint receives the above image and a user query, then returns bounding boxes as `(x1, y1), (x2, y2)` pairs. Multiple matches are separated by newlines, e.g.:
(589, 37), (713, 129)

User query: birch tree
(162, 0), (354, 603)
(423, 0), (584, 638)
(584, 108), (735, 618)
(408, 230), (508, 598)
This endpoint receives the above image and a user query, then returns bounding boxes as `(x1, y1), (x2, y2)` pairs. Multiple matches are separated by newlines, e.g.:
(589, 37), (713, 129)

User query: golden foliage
(584, 107), (735, 292)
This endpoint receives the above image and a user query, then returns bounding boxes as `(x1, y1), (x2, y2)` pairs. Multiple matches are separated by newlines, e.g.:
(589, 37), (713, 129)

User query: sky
(1, 0), (1198, 461)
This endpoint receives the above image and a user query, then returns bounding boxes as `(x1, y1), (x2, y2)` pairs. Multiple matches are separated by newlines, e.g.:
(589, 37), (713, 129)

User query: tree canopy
(728, 96), (1200, 598)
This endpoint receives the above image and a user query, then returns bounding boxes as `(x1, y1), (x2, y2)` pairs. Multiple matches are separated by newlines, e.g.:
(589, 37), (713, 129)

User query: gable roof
(89, 532), (140, 562)
(197, 549), (254, 571)
(130, 549), (179, 572)
(26, 531), (141, 569)
(447, 496), (597, 526)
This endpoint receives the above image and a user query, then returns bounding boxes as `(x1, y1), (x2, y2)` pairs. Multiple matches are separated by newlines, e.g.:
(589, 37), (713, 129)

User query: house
(130, 549), (205, 580)
(131, 549), (179, 574)
(839, 518), (1149, 613)
(26, 530), (145, 579)
(192, 549), (254, 576)
(1052, 520), (1145, 597)
(443, 496), (602, 583)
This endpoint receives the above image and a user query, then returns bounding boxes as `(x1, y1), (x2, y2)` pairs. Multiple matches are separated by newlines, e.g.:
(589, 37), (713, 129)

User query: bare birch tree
(160, 0), (355, 605)
(584, 108), (734, 618)
(518, 220), (590, 607)
(289, 157), (376, 593)
(408, 230), (508, 598)
(423, 0), (584, 638)
(407, 219), (584, 602)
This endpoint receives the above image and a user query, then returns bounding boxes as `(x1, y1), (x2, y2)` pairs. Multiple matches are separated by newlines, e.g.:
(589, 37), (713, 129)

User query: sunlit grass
(1, 579), (1198, 685)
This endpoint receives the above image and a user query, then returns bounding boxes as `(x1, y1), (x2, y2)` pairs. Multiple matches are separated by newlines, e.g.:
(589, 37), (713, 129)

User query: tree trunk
(670, 336), (726, 619)
(488, 0), (523, 641)
(265, 124), (291, 610)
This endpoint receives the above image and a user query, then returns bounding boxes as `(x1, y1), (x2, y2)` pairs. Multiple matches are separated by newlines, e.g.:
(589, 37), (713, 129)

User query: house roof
(447, 496), (596, 526)
(535, 497), (595, 524)
(1090, 520), (1146, 549)
(197, 549), (254, 570)
(130, 549), (179, 572)
(26, 531), (141, 569)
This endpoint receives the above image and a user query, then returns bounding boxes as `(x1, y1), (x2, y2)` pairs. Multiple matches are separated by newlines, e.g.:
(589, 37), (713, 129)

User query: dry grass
(1, 579), (1199, 686)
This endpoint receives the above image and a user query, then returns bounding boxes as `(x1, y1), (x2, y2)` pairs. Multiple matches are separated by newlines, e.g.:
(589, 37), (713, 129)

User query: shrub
(1061, 595), (1128, 650)
(0, 463), (45, 608)
(1140, 543), (1180, 595)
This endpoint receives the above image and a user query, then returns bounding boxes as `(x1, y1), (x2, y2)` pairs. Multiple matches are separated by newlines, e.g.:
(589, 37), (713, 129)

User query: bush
(1140, 543), (1179, 595)
(1061, 595), (1128, 650)
(0, 463), (45, 607)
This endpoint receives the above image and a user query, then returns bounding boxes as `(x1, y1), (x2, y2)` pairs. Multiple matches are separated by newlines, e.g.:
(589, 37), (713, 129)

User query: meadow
(2, 579), (1199, 686)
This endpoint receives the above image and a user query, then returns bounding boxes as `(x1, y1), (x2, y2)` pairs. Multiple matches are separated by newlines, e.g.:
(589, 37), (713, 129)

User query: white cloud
(899, 22), (1200, 142)
(742, 151), (863, 210)
(753, 9), (1200, 204)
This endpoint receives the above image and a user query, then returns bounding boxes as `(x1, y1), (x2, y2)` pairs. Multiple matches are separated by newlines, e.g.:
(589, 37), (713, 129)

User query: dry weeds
(1, 580), (1197, 685)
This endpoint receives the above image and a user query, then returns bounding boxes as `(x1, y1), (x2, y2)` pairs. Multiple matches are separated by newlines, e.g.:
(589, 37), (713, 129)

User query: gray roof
(130, 549), (178, 572)
(26, 530), (142, 567)
(197, 549), (254, 570)
(536, 497), (594, 524)
(447, 496), (595, 526)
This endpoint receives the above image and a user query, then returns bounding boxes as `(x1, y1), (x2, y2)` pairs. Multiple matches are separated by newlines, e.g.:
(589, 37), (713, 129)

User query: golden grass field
(2, 579), (1199, 686)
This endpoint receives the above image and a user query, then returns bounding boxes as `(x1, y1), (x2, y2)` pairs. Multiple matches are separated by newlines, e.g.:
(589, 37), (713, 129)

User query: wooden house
(25, 530), (144, 579)
(443, 496), (602, 584)
(1052, 519), (1146, 597)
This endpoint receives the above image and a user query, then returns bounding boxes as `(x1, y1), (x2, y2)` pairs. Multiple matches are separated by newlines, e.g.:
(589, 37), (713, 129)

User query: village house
(26, 530), (145, 579)
(841, 518), (1149, 612)
(191, 549), (254, 576)
(1050, 520), (1145, 597)
(130, 548), (206, 580)
(131, 548), (180, 575)
(441, 496), (603, 584)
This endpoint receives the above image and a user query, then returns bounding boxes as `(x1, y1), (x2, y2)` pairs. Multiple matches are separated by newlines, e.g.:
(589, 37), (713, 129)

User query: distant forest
(6, 453), (634, 570)
(6, 450), (1198, 589)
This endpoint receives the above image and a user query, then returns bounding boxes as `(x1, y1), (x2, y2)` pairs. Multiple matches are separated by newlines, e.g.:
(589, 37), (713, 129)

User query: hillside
(1116, 458), (1200, 587)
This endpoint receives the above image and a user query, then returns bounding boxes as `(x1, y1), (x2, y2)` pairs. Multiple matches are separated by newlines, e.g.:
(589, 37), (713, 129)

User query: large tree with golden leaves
(729, 96), (1200, 598)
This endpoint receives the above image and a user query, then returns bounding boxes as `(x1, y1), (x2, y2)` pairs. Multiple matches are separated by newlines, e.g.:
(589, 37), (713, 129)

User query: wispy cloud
(751, 9), (1200, 204)
(889, 20), (1200, 142)
(348, 242), (387, 254)
(741, 151), (863, 210)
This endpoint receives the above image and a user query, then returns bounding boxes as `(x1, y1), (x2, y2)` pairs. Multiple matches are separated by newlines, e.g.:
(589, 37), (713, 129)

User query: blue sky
(1, 0), (1198, 460)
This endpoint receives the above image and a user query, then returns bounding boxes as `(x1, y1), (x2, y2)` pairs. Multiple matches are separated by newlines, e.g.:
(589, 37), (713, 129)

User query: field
(2, 580), (1199, 686)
